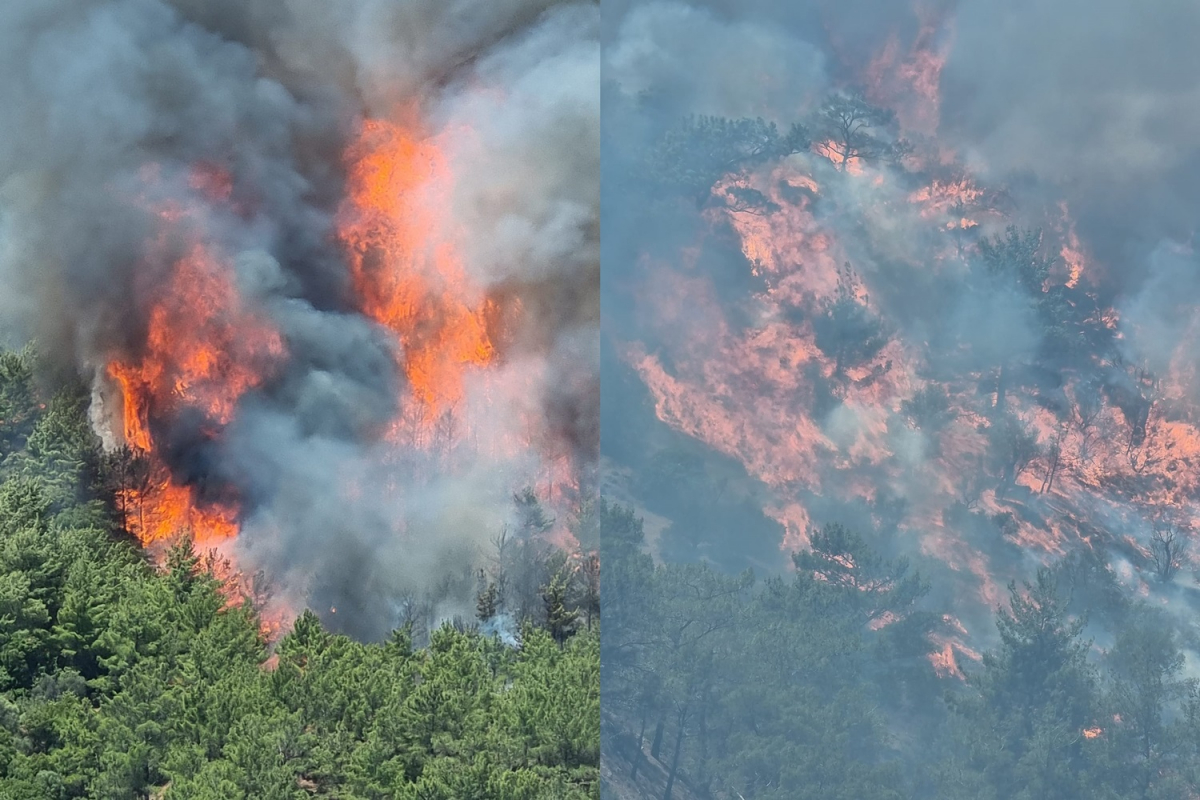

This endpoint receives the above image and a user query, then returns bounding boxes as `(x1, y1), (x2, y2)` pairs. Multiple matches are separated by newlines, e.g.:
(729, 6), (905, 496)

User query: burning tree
(795, 523), (929, 625)
(577, 552), (600, 630)
(723, 186), (781, 215)
(976, 227), (1058, 410)
(1114, 362), (1162, 464)
(811, 91), (908, 170)
(902, 384), (954, 433)
(100, 444), (153, 536)
(979, 225), (1090, 364)
(811, 263), (891, 378)
(988, 411), (1041, 493)
(1039, 427), (1066, 494)
(476, 570), (500, 621)
(543, 570), (580, 647)
(1071, 379), (1105, 470)
(487, 487), (595, 633)
(980, 226), (1052, 295)
(569, 497), (600, 551)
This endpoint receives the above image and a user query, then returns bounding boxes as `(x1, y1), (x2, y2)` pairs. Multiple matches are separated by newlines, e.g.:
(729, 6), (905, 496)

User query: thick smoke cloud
(608, 0), (1200, 253)
(605, 2), (826, 121)
(0, 0), (598, 640)
(1116, 242), (1200, 395)
(940, 0), (1200, 258)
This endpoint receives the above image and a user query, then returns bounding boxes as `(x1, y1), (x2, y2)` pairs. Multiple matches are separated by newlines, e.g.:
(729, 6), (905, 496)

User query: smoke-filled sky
(602, 0), (1200, 662)
(0, 0), (598, 640)
(605, 0), (1200, 250)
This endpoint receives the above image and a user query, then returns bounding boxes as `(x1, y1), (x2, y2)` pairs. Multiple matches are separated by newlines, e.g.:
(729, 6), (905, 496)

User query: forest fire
(0, 0), (597, 674)
(599, 2), (1200, 795)
(863, 10), (952, 138)
(106, 192), (285, 550)
(338, 117), (496, 427)
(94, 110), (582, 625)
(813, 140), (864, 174)
(616, 4), (1200, 679)
(335, 116), (586, 544)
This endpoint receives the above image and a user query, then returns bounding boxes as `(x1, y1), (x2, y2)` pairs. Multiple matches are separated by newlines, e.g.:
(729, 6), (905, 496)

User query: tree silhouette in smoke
(810, 263), (891, 378)
(651, 115), (810, 204)
(1149, 519), (1187, 582)
(812, 91), (908, 170)
(795, 522), (929, 625)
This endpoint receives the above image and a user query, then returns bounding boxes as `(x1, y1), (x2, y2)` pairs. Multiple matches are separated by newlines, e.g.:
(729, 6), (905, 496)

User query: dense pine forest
(601, 496), (1200, 799)
(0, 347), (599, 799)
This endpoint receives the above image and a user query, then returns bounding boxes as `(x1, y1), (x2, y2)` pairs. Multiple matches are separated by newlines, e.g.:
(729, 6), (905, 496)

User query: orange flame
(1057, 202), (1088, 289)
(626, 145), (1200, 615)
(337, 117), (495, 425)
(616, 18), (1200, 685)
(863, 12), (953, 138)
(107, 231), (284, 548)
(813, 140), (865, 175)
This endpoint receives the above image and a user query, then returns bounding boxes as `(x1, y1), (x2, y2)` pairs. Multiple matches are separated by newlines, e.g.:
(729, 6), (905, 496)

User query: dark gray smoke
(0, 0), (598, 640)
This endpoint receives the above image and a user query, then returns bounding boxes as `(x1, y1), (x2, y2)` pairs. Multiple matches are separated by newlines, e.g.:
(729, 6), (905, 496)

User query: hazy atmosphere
(0, 0), (1197, 797)
(600, 1), (1200, 797)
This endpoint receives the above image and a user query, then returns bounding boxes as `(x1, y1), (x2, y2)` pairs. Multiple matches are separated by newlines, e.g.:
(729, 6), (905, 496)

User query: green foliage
(606, 497), (1200, 799)
(794, 522), (929, 625)
(987, 410), (1042, 489)
(0, 348), (599, 799)
(1100, 609), (1200, 797)
(902, 384), (954, 432)
(980, 226), (1052, 295)
(978, 226), (1085, 360)
(543, 571), (580, 647)
(602, 505), (912, 799)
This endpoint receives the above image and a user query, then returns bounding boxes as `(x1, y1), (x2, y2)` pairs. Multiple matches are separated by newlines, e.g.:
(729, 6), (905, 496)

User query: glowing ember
(929, 642), (962, 679)
(908, 179), (986, 217)
(928, 616), (983, 679)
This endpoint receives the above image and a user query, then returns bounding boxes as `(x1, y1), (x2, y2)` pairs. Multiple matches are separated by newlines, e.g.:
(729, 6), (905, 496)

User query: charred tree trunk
(1130, 399), (1150, 449)
(630, 711), (648, 780)
(651, 717), (665, 760)
(1040, 438), (1061, 494)
(997, 463), (1015, 500)
(662, 706), (688, 800)
(696, 679), (712, 789)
